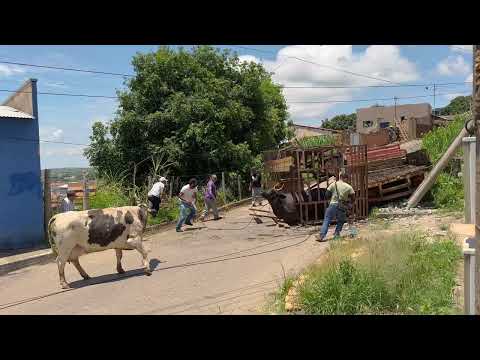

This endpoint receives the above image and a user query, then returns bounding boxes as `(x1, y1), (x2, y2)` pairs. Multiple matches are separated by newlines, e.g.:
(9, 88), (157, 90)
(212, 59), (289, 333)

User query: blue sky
(0, 45), (473, 169)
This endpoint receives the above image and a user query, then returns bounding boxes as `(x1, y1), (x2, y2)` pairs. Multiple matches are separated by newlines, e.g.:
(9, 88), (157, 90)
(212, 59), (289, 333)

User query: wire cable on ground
(0, 231), (312, 311)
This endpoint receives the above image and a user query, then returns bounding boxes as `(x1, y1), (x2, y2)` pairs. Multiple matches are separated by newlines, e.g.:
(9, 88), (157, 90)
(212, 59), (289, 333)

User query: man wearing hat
(148, 176), (168, 217)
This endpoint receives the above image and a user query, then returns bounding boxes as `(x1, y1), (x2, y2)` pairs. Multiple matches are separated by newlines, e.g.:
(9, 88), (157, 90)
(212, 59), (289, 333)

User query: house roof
(0, 106), (34, 119)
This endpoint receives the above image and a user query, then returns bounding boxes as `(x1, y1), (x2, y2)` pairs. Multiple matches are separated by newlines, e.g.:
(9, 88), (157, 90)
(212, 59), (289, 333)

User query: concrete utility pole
(474, 45), (480, 315)
(82, 172), (89, 211)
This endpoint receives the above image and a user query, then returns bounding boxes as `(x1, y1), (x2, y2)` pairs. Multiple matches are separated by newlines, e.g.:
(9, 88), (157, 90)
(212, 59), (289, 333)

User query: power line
(287, 91), (471, 104)
(281, 81), (472, 89)
(0, 89), (117, 99)
(450, 45), (473, 53)
(230, 45), (401, 85)
(0, 60), (134, 78)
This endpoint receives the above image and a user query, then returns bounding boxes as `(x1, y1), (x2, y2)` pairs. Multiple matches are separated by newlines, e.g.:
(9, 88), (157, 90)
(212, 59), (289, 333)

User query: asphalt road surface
(0, 204), (329, 314)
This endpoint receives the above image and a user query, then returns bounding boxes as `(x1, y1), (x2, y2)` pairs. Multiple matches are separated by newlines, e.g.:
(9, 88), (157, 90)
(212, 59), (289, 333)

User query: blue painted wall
(0, 115), (44, 249)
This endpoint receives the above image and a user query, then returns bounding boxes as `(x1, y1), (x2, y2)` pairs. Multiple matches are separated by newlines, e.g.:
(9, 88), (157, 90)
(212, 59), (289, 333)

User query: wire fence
(41, 169), (260, 238)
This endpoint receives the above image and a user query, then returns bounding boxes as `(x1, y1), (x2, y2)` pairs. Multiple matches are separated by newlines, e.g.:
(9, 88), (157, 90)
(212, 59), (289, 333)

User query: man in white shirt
(147, 176), (168, 217)
(176, 178), (198, 232)
(60, 191), (76, 213)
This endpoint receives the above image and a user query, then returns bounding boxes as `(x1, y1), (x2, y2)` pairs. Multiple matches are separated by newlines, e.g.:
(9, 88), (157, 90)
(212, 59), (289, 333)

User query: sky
(0, 45), (474, 169)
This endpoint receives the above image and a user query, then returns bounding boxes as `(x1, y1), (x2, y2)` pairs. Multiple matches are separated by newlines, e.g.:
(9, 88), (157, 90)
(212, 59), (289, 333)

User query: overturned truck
(262, 145), (369, 226)
(261, 141), (431, 226)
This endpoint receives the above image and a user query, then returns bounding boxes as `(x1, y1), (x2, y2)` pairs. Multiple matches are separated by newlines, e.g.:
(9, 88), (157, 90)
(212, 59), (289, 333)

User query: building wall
(356, 103), (432, 134)
(0, 80), (43, 249)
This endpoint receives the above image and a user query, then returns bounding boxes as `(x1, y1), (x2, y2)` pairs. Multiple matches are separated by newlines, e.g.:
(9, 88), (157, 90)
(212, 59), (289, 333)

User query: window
(379, 122), (390, 128)
(363, 120), (373, 128)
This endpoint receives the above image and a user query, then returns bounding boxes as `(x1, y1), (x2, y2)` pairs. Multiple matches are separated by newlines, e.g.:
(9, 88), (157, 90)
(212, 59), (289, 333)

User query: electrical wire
(0, 231), (312, 311)
(230, 45), (401, 85)
(0, 60), (134, 78)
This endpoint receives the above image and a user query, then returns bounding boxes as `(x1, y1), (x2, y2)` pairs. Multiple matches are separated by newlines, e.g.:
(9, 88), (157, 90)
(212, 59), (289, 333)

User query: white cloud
(45, 81), (69, 89)
(437, 55), (470, 76)
(466, 73), (473, 82)
(450, 45), (473, 53)
(443, 92), (466, 101)
(246, 45), (419, 121)
(238, 55), (262, 64)
(40, 127), (64, 141)
(41, 145), (85, 157)
(0, 64), (25, 77)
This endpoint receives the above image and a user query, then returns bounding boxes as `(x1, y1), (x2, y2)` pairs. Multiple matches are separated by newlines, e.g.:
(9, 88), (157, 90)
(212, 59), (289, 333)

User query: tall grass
(279, 232), (461, 315)
(421, 113), (469, 210)
(296, 135), (335, 149)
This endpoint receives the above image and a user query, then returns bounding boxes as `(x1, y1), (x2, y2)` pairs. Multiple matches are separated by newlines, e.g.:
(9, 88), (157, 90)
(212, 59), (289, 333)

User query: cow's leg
(115, 249), (125, 274)
(127, 236), (151, 275)
(56, 241), (76, 289)
(71, 258), (90, 280)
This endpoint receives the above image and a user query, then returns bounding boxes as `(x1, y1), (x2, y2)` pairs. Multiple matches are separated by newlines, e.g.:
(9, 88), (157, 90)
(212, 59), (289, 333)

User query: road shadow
(68, 258), (163, 289)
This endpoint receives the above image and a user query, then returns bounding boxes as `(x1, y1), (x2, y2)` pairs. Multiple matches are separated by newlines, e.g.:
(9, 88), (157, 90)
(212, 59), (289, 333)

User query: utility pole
(394, 96), (397, 123)
(433, 83), (436, 116)
(474, 44), (480, 315)
(82, 171), (89, 211)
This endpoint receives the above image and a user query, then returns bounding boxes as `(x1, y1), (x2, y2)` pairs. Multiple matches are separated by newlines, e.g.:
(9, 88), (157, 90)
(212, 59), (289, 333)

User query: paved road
(0, 204), (328, 315)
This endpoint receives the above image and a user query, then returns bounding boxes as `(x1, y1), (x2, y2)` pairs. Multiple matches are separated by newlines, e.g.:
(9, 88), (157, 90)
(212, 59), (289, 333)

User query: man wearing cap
(316, 170), (355, 242)
(201, 174), (222, 221)
(60, 191), (76, 213)
(148, 177), (168, 217)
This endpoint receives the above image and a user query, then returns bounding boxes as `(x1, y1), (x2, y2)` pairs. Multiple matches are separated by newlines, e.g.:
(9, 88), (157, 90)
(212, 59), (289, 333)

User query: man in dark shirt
(250, 169), (263, 207)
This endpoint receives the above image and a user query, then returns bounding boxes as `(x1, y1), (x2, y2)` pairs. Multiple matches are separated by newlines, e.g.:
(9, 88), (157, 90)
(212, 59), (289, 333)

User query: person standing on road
(316, 170), (355, 242)
(201, 174), (222, 221)
(60, 190), (76, 213)
(250, 169), (263, 207)
(176, 178), (198, 232)
(147, 176), (168, 217)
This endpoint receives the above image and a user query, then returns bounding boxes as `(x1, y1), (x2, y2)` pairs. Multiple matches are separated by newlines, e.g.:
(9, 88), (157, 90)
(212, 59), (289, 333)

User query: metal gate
(263, 145), (368, 225)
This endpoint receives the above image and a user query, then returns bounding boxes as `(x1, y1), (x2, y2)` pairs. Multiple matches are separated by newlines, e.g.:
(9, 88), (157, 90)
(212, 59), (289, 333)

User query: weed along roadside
(269, 230), (462, 315)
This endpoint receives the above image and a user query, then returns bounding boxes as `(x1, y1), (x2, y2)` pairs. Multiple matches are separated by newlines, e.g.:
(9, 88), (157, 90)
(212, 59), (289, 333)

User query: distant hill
(47, 168), (95, 182)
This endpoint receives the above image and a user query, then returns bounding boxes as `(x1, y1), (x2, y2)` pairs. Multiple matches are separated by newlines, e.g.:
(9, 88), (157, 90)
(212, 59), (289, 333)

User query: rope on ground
(0, 231), (312, 312)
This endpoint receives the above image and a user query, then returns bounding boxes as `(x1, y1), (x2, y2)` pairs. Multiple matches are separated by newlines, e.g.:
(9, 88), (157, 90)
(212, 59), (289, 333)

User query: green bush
(431, 173), (464, 210)
(422, 113), (469, 210)
(296, 135), (335, 149)
(293, 232), (461, 315)
(89, 180), (130, 209)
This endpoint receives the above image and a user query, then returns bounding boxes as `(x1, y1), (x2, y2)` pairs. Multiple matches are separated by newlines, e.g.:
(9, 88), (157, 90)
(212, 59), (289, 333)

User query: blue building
(0, 79), (44, 249)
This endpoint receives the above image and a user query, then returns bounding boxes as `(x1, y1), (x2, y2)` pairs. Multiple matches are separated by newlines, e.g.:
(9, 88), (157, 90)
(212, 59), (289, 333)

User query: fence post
(237, 175), (242, 200)
(221, 172), (225, 193)
(43, 169), (51, 245)
(82, 172), (89, 210)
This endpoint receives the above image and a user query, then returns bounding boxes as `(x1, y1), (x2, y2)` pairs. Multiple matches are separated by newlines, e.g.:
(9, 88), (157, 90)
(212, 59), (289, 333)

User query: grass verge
(271, 231), (461, 315)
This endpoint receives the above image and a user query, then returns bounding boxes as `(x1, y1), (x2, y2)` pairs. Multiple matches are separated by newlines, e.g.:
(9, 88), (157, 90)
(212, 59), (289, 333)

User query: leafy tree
(321, 113), (356, 131)
(437, 95), (471, 116)
(85, 46), (292, 183)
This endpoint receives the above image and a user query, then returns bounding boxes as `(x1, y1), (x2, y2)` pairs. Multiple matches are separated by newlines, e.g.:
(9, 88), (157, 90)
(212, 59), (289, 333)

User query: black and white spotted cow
(48, 205), (150, 289)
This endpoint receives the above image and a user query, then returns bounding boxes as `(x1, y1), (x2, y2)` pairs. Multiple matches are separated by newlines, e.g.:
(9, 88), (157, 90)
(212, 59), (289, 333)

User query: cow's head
(262, 189), (285, 202)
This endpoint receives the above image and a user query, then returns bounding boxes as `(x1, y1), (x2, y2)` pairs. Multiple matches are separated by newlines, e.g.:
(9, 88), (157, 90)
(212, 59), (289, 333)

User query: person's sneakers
(251, 203), (256, 207)
(176, 229), (184, 233)
(213, 216), (223, 221)
(315, 235), (327, 242)
(185, 221), (193, 226)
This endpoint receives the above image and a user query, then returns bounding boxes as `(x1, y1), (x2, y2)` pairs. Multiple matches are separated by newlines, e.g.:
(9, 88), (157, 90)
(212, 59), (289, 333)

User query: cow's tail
(47, 215), (58, 257)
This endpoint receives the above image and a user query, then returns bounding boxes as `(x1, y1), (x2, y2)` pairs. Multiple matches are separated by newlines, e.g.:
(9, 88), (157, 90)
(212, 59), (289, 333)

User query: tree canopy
(437, 95), (471, 116)
(321, 113), (356, 131)
(85, 46), (292, 182)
